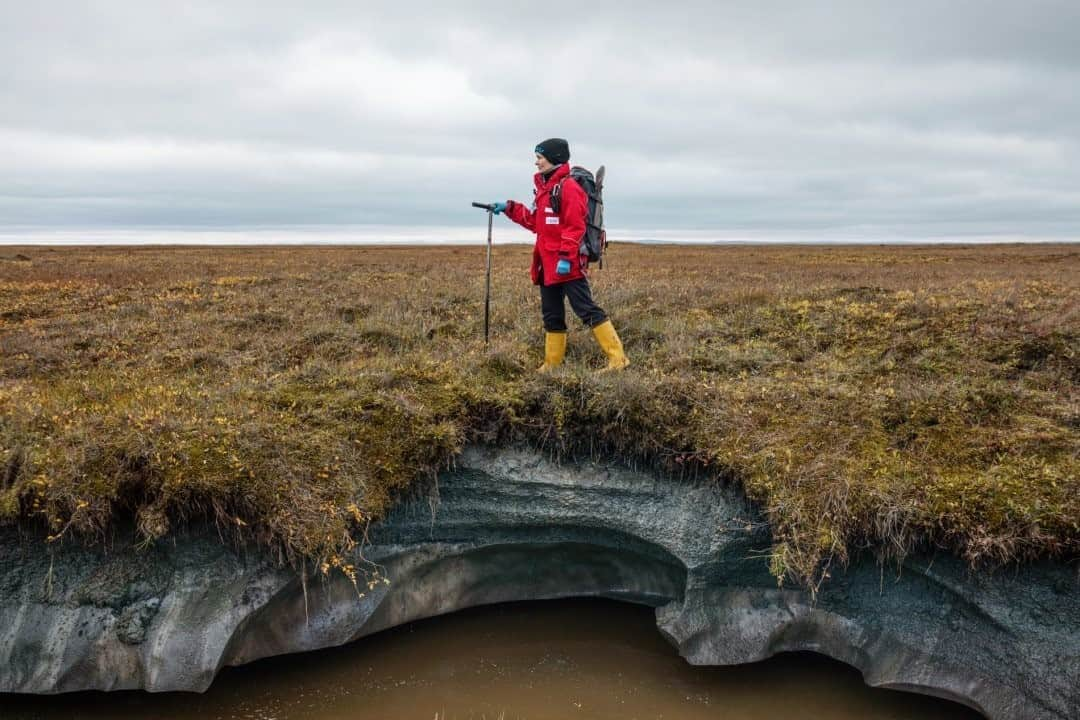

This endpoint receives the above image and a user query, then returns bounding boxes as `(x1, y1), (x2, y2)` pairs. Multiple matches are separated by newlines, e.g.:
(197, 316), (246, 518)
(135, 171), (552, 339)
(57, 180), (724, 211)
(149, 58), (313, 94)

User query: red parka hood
(534, 163), (572, 191)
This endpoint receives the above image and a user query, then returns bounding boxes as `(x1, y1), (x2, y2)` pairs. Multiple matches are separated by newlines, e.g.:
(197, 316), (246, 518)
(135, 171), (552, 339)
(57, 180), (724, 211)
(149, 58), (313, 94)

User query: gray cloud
(2, 1), (1079, 239)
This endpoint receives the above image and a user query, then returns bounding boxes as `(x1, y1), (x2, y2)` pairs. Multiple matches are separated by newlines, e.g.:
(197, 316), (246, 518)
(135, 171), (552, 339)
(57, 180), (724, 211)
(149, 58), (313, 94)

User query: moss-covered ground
(1, 243), (1076, 590)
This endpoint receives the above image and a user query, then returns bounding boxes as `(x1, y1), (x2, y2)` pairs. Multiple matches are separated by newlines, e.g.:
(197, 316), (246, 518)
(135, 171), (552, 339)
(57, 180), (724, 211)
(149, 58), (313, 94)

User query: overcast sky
(2, 1), (1079, 241)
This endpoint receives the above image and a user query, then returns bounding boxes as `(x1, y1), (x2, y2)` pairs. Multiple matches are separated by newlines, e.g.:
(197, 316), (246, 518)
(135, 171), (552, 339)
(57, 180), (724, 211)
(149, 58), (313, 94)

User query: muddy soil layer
(1, 446), (1076, 719)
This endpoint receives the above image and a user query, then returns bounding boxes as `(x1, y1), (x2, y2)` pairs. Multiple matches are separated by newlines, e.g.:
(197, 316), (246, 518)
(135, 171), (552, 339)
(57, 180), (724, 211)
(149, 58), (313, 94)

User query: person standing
(491, 138), (629, 372)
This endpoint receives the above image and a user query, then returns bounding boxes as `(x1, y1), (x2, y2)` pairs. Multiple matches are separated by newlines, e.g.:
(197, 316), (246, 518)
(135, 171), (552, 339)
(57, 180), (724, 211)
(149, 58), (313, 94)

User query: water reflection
(0, 598), (983, 719)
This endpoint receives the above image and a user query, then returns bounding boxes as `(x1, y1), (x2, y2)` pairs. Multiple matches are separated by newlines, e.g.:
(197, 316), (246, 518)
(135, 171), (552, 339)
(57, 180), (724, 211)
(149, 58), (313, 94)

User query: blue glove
(556, 258), (572, 275)
(492, 201), (508, 215)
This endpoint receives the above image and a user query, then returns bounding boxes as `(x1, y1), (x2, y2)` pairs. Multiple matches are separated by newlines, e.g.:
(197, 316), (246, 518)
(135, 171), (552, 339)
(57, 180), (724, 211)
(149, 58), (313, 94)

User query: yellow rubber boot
(591, 320), (630, 371)
(537, 331), (567, 373)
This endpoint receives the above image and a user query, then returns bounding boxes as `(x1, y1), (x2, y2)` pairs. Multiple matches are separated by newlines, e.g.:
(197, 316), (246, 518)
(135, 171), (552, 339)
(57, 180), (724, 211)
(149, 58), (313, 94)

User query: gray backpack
(550, 165), (608, 268)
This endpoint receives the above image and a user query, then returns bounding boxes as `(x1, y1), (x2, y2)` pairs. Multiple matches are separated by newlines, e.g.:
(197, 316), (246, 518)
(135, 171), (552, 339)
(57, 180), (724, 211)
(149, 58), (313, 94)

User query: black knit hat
(534, 138), (570, 165)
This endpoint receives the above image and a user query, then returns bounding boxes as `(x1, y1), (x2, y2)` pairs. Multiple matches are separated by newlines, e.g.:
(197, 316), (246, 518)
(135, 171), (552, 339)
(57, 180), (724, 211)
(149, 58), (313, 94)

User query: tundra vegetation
(0, 244), (1076, 591)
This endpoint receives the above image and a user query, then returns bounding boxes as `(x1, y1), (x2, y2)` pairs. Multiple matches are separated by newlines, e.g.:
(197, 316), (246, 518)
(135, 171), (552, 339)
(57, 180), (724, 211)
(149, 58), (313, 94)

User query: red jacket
(505, 163), (589, 286)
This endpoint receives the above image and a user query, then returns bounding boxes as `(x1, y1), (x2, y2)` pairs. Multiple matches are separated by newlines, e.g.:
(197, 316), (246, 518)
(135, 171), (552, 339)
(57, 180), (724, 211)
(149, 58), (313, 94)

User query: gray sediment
(0, 445), (1076, 720)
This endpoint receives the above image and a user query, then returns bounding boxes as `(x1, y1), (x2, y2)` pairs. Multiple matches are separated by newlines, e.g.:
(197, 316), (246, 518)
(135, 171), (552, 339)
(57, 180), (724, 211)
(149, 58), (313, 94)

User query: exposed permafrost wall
(0, 446), (1077, 720)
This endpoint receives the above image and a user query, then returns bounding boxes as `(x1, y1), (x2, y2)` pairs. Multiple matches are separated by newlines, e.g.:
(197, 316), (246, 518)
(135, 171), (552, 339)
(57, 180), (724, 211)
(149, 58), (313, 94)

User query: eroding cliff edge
(0, 446), (1076, 719)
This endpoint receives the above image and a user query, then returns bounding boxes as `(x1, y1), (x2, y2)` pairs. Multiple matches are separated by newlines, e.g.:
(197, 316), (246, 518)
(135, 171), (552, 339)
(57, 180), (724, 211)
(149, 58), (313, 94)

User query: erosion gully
(1, 597), (981, 720)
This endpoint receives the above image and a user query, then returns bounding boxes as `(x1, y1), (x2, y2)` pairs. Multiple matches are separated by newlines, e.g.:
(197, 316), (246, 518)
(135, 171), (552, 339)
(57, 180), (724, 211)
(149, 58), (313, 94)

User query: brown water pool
(0, 597), (984, 719)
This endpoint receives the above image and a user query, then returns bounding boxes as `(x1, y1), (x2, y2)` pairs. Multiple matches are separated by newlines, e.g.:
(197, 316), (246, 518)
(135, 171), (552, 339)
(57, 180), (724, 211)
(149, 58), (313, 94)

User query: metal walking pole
(471, 202), (495, 344)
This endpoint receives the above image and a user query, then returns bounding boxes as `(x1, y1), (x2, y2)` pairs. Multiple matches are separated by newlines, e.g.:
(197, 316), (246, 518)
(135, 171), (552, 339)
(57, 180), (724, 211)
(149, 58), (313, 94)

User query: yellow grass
(1, 243), (1077, 589)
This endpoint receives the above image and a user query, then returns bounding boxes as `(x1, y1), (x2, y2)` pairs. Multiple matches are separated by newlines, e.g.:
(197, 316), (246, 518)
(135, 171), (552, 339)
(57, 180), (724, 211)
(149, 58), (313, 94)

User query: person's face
(535, 153), (555, 173)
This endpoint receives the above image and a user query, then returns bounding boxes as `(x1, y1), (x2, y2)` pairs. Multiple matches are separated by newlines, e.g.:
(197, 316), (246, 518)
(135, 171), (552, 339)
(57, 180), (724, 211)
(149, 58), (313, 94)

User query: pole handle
(472, 202), (494, 211)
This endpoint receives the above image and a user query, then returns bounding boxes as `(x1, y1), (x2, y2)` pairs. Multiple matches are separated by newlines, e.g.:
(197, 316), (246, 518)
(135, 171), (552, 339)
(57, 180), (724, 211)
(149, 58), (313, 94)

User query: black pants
(540, 277), (607, 332)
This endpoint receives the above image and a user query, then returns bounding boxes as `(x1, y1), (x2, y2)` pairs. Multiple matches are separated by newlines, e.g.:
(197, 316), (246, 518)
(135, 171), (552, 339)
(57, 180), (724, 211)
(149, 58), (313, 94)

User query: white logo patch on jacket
(545, 216), (560, 224)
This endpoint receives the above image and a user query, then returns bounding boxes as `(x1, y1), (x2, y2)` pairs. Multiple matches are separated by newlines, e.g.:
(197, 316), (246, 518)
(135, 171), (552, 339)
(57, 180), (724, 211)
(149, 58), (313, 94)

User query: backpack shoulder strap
(550, 178), (565, 215)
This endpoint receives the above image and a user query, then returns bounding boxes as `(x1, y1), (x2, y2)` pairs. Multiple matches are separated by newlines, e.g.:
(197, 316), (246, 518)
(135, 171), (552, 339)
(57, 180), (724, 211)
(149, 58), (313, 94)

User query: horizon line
(1, 225), (1078, 247)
